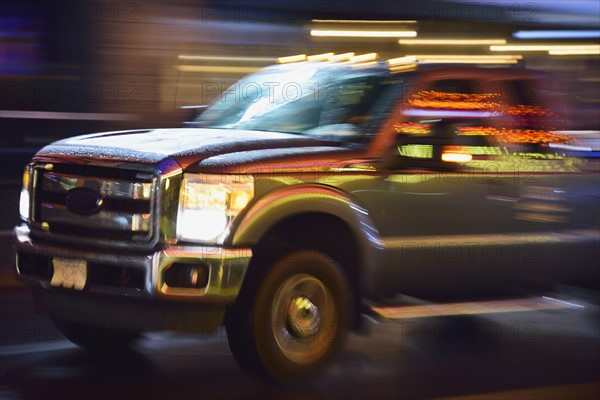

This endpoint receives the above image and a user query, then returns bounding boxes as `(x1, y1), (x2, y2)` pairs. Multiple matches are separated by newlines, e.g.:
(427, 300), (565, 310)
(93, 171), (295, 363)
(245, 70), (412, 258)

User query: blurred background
(0, 2), (599, 399)
(1, 1), (599, 271)
(1, 0), (598, 144)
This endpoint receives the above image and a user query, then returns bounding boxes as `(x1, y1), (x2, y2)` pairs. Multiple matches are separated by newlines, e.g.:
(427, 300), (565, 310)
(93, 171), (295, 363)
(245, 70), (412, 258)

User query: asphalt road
(1, 288), (598, 400)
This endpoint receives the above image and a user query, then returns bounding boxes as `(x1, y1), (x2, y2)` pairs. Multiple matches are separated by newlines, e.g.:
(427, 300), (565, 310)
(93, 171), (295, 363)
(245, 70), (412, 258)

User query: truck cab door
(351, 78), (533, 298)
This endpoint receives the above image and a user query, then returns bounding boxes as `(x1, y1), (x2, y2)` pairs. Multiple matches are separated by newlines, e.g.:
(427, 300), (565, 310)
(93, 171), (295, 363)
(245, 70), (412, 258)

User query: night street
(2, 1), (599, 399)
(1, 288), (598, 400)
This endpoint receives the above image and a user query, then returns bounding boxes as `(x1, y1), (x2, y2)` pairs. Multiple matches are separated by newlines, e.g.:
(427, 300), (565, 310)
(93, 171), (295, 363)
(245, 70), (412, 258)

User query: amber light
(507, 105), (559, 117)
(495, 129), (570, 144)
(456, 126), (500, 136)
(394, 121), (431, 135)
(408, 91), (502, 110)
(441, 146), (473, 163)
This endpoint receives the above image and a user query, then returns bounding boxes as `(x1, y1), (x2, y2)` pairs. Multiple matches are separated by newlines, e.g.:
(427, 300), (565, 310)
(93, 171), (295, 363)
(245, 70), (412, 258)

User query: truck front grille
(31, 163), (158, 248)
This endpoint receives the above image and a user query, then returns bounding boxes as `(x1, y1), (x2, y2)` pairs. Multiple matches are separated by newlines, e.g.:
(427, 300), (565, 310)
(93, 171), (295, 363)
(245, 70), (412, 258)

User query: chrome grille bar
(31, 162), (159, 248)
(40, 203), (151, 232)
(41, 172), (152, 200)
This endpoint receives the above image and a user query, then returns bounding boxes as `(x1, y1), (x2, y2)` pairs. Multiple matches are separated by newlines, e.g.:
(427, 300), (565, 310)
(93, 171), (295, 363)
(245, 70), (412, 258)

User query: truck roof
(261, 56), (542, 80)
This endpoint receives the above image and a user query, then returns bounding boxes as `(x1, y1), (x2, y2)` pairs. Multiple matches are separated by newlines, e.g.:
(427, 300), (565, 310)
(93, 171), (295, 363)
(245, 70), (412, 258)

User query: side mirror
(177, 105), (208, 126)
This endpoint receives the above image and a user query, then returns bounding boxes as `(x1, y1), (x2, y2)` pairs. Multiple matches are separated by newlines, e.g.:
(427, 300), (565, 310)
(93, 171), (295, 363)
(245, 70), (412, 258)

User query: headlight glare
(177, 174), (253, 243)
(19, 166), (32, 221)
(19, 189), (30, 221)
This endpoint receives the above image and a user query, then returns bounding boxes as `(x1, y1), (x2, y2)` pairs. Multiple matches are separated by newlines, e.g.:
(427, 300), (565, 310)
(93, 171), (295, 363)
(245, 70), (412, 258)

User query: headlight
(176, 174), (254, 243)
(19, 165), (32, 221)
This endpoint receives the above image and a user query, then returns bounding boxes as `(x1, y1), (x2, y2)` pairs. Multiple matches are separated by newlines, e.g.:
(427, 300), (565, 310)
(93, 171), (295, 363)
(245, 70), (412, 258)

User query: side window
(307, 77), (403, 142)
(430, 79), (477, 94)
(388, 79), (501, 170)
(506, 79), (539, 106)
(488, 79), (573, 157)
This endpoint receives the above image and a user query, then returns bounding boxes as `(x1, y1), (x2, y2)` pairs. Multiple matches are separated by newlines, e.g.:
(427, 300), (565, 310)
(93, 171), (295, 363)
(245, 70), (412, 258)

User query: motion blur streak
(490, 44), (600, 52)
(407, 55), (522, 64)
(178, 55), (277, 62)
(513, 30), (600, 39)
(310, 29), (418, 38)
(312, 19), (418, 24)
(277, 54), (308, 63)
(399, 39), (507, 45)
(372, 297), (583, 319)
(177, 66), (261, 74)
(549, 49), (600, 56)
(0, 110), (138, 121)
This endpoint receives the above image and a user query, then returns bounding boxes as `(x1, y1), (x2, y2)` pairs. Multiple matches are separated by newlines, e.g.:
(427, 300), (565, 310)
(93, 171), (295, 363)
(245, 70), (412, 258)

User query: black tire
(54, 319), (141, 352)
(225, 249), (351, 380)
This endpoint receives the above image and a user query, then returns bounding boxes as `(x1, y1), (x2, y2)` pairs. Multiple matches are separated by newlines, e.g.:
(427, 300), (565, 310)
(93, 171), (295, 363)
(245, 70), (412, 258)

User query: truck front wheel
(225, 249), (351, 380)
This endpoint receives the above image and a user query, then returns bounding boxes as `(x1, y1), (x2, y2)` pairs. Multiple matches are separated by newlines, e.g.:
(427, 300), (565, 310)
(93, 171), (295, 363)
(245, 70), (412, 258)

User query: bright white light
(19, 189), (29, 221)
(178, 209), (228, 242)
(310, 29), (417, 38)
(514, 30), (600, 39)
(548, 143), (593, 151)
(177, 174), (254, 244)
(442, 152), (473, 163)
(542, 296), (585, 309)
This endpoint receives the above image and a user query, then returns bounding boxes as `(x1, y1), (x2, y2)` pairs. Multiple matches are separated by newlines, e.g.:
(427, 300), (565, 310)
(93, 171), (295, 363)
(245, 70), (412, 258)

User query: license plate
(51, 258), (87, 290)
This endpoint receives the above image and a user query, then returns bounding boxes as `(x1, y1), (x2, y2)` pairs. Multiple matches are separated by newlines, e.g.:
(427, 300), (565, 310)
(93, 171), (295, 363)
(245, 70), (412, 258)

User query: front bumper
(14, 224), (252, 303)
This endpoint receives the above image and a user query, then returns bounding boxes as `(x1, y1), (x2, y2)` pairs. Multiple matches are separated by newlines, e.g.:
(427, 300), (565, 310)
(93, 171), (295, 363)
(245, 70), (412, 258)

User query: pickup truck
(14, 56), (600, 379)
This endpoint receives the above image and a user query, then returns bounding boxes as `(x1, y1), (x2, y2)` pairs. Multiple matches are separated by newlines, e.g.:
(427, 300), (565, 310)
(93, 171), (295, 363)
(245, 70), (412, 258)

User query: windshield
(194, 64), (403, 144)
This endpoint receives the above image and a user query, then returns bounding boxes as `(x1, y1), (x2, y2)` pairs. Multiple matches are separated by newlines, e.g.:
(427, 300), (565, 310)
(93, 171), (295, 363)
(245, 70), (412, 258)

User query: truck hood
(35, 128), (355, 173)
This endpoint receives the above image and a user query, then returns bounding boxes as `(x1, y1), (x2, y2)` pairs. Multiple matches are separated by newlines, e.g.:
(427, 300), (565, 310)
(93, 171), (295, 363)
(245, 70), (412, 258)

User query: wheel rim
(270, 273), (337, 365)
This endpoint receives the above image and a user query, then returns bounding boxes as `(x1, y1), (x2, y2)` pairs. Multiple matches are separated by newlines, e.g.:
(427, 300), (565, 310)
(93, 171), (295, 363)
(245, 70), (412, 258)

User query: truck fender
(229, 184), (383, 295)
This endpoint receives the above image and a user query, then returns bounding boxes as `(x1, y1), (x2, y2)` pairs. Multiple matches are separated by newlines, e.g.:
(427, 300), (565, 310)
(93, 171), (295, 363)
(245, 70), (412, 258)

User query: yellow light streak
(399, 38), (507, 45)
(410, 55), (522, 64)
(350, 53), (379, 63)
(389, 64), (417, 73)
(352, 61), (379, 70)
(548, 49), (600, 55)
(328, 52), (355, 62)
(178, 65), (261, 74)
(425, 59), (519, 64)
(371, 297), (582, 319)
(311, 29), (417, 38)
(277, 54), (307, 63)
(387, 55), (418, 65)
(178, 55), (276, 62)
(307, 52), (334, 61)
(490, 44), (600, 51)
(412, 55), (522, 60)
